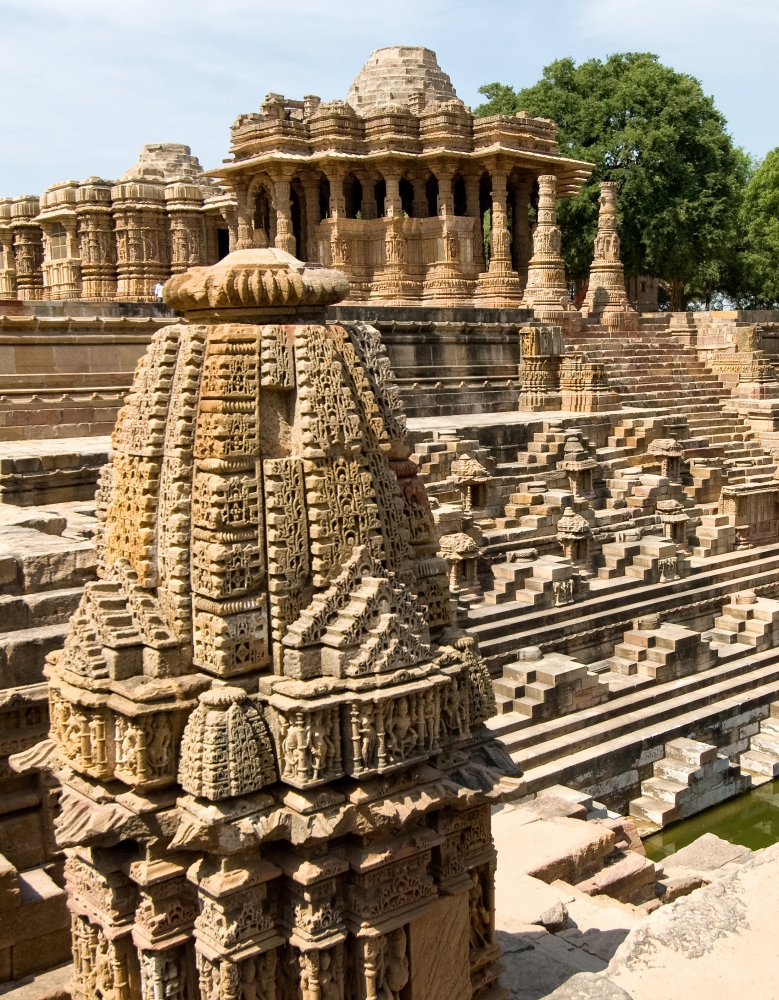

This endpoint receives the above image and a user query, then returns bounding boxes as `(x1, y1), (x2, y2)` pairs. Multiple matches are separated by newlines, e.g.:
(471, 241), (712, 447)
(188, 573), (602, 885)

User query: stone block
(491, 814), (616, 885)
(405, 892), (470, 1000)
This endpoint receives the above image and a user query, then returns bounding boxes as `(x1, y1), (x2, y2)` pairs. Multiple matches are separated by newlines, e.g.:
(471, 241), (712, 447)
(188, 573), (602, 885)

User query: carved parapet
(518, 355), (561, 411)
(261, 665), (457, 787)
(47, 663), (207, 791)
(559, 352), (620, 412)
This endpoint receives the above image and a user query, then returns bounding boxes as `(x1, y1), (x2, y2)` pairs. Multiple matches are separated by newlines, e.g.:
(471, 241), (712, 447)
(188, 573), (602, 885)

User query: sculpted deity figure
(469, 872), (491, 952)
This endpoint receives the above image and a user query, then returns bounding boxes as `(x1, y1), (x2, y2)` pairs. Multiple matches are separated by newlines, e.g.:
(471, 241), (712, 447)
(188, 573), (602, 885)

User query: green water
(643, 778), (779, 862)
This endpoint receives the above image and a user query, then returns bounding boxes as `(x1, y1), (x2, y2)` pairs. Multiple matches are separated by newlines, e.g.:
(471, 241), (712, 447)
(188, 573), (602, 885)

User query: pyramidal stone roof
(346, 46), (460, 115)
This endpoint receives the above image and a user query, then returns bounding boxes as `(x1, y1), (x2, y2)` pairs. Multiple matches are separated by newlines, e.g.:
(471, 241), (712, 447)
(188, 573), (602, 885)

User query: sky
(2, 0), (778, 197)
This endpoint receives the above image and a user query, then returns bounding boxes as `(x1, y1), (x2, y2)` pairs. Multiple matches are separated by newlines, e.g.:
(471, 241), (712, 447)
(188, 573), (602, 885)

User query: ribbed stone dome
(346, 46), (459, 115)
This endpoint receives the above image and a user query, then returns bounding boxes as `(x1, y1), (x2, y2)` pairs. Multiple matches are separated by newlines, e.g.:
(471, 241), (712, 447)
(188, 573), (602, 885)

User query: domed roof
(346, 46), (459, 116)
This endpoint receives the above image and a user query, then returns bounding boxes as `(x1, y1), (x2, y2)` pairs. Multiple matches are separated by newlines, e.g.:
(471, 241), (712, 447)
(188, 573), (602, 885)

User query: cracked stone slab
(606, 840), (779, 999)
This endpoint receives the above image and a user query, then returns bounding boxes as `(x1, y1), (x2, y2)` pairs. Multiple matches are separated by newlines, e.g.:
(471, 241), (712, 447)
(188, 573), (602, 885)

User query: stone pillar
(356, 170), (378, 220)
(326, 167), (347, 220)
(463, 171), (486, 274)
(423, 165), (471, 305)
(383, 170), (403, 218)
(300, 171), (322, 262)
(437, 171), (454, 218)
(272, 171), (298, 256)
(581, 180), (638, 332)
(10, 196), (44, 300)
(524, 174), (580, 331)
(110, 177), (169, 301)
(0, 200), (17, 298)
(412, 172), (429, 218)
(373, 168), (410, 301)
(475, 168), (522, 305)
(512, 176), (533, 291)
(233, 180), (254, 251)
(38, 181), (82, 299)
(76, 179), (117, 300)
(165, 180), (207, 275)
(323, 166), (353, 289)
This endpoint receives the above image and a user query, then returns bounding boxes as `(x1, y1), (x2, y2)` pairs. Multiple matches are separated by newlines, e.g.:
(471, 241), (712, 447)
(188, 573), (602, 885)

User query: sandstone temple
(1, 44), (779, 1000)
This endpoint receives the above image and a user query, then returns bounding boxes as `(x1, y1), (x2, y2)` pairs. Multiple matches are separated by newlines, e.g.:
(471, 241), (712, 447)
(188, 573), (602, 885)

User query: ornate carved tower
(19, 250), (521, 1000)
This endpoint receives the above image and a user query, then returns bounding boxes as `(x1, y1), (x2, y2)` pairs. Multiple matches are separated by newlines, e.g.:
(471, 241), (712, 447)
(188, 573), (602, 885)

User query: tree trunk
(670, 278), (686, 312)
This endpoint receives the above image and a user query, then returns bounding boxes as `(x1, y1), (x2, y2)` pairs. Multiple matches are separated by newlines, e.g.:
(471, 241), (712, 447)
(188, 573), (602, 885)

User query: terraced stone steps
(629, 737), (750, 828)
(468, 542), (779, 669)
(501, 658), (779, 811)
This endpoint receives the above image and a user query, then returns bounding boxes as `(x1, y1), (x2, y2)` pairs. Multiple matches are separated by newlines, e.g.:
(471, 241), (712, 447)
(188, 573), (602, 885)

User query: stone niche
(14, 248), (522, 1000)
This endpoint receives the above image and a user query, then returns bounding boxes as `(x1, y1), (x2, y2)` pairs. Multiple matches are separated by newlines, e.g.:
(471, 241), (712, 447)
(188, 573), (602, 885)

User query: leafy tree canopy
(739, 148), (779, 308)
(475, 54), (749, 310)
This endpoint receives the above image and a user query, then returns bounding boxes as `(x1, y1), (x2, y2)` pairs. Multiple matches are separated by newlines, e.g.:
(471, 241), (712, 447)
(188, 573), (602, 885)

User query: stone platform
(0, 437), (110, 505)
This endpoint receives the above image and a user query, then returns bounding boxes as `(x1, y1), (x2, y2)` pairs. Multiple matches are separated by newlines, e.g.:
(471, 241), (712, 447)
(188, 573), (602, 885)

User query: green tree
(740, 148), (779, 307)
(476, 54), (748, 310)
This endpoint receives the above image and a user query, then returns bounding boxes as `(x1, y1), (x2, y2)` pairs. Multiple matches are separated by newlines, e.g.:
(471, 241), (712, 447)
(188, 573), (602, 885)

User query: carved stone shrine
(16, 248), (521, 1000)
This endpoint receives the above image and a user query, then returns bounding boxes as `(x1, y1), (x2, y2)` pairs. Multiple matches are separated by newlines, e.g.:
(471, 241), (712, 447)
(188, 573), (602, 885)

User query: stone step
(637, 775), (689, 806)
(490, 645), (779, 769)
(0, 588), (82, 631)
(515, 669), (776, 805)
(468, 542), (779, 660)
(740, 748), (779, 778)
(0, 622), (69, 688)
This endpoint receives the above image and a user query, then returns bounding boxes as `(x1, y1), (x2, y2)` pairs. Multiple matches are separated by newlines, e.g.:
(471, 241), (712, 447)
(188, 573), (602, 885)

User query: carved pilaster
(76, 179), (117, 300)
(111, 177), (170, 301)
(10, 196), (44, 300)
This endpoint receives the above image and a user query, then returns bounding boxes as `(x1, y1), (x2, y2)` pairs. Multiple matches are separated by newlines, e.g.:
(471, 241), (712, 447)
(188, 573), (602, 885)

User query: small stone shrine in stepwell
(13, 246), (522, 1000)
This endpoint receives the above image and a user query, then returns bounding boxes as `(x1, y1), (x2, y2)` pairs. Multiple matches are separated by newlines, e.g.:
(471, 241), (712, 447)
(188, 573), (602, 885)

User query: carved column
(475, 167), (522, 305)
(357, 171), (379, 220)
(326, 167), (347, 220)
(0, 200), (17, 298)
(512, 176), (533, 292)
(523, 174), (580, 331)
(272, 170), (298, 256)
(422, 164), (470, 305)
(580, 180), (638, 333)
(463, 171), (486, 274)
(300, 171), (322, 262)
(165, 181), (207, 275)
(383, 171), (403, 219)
(411, 173), (428, 218)
(111, 177), (169, 301)
(10, 196), (44, 300)
(324, 165), (353, 291)
(76, 179), (117, 300)
(233, 179), (254, 251)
